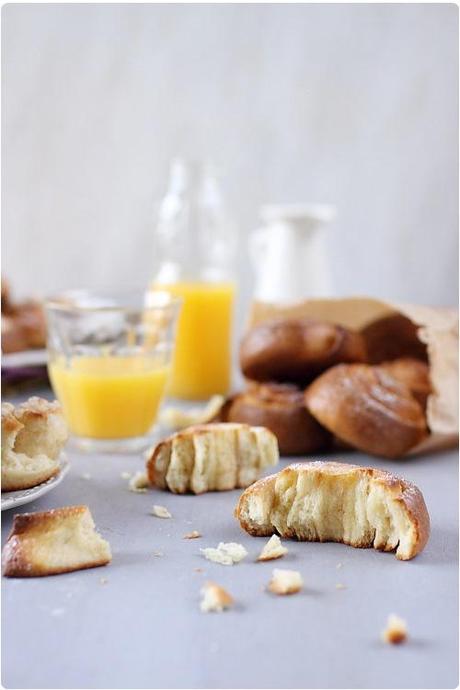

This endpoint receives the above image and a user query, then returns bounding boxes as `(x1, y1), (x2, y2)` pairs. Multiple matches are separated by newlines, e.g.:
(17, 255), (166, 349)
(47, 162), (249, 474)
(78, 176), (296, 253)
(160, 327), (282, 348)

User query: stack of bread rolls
(217, 317), (431, 459)
(1, 279), (47, 354)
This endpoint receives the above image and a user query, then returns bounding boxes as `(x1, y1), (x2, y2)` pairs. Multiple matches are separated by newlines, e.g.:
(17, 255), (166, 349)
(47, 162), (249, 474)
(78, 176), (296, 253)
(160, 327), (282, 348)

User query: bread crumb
(120, 471), (132, 480)
(201, 542), (248, 566)
(81, 473), (92, 480)
(151, 505), (172, 519)
(128, 471), (149, 492)
(257, 534), (288, 562)
(268, 569), (303, 595)
(152, 551), (164, 557)
(336, 562), (343, 569)
(200, 581), (234, 612)
(100, 577), (108, 585)
(335, 583), (347, 590)
(161, 395), (225, 430)
(382, 614), (408, 644)
(193, 567), (203, 573)
(183, 531), (202, 539)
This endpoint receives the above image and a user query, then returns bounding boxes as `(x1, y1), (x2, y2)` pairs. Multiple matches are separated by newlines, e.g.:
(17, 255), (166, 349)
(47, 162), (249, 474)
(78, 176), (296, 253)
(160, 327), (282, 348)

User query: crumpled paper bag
(248, 297), (458, 455)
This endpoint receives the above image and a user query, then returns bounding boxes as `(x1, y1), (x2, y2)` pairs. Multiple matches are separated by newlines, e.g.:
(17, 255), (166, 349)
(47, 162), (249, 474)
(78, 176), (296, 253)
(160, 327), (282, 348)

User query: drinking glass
(46, 289), (181, 453)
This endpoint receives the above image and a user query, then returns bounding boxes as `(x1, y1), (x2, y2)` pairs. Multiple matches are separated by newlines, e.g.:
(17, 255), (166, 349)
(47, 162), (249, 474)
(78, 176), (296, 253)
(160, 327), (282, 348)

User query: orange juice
(49, 355), (170, 438)
(154, 281), (235, 399)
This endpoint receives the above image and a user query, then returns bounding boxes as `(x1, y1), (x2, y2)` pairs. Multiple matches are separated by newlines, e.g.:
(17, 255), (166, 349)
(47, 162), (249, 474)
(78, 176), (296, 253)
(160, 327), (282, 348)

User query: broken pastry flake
(257, 534), (288, 562)
(160, 395), (225, 430)
(150, 505), (172, 519)
(200, 581), (234, 612)
(268, 568), (303, 595)
(382, 614), (408, 644)
(128, 471), (149, 492)
(200, 542), (248, 566)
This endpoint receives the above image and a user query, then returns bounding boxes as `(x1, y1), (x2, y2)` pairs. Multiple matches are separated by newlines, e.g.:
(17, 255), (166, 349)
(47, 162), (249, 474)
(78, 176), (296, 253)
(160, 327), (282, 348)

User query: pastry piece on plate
(235, 461), (430, 561)
(217, 382), (330, 456)
(1, 397), (68, 492)
(305, 364), (427, 458)
(146, 423), (279, 494)
(240, 318), (367, 385)
(2, 506), (112, 577)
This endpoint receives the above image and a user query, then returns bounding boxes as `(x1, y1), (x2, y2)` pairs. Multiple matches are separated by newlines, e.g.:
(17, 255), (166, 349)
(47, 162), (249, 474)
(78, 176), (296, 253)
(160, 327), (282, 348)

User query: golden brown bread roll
(377, 358), (431, 408)
(362, 314), (428, 364)
(1, 279), (12, 314)
(305, 364), (427, 458)
(240, 318), (367, 384)
(219, 383), (330, 456)
(1, 300), (46, 353)
(235, 461), (430, 560)
(1, 316), (29, 354)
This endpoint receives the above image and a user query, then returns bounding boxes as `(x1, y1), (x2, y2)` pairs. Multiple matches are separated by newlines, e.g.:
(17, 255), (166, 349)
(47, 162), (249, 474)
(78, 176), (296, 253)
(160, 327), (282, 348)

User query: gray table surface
(2, 388), (458, 690)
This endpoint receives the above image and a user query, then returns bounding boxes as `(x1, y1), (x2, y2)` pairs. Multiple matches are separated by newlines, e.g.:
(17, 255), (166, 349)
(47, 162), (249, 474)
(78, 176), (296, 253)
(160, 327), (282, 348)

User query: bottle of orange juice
(151, 159), (236, 400)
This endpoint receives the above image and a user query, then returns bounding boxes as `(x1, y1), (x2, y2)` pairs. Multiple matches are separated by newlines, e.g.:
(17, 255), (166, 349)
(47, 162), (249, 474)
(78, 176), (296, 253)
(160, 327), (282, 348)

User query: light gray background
(2, 3), (459, 309)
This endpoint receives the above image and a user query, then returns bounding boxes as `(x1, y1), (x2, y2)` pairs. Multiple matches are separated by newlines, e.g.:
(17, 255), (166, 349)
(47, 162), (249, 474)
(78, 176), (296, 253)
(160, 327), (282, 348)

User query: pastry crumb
(152, 550), (164, 557)
(120, 471), (132, 480)
(335, 583), (347, 590)
(151, 505), (172, 519)
(200, 581), (234, 612)
(336, 562), (343, 569)
(268, 568), (303, 595)
(257, 534), (288, 561)
(80, 472), (92, 480)
(183, 530), (202, 539)
(100, 577), (108, 585)
(201, 542), (248, 566)
(128, 471), (149, 492)
(382, 614), (408, 644)
(193, 567), (203, 573)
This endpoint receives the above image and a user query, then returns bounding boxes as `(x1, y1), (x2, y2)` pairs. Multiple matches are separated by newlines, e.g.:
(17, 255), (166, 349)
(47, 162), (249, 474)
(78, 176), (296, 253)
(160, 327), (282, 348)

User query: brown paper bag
(248, 297), (459, 455)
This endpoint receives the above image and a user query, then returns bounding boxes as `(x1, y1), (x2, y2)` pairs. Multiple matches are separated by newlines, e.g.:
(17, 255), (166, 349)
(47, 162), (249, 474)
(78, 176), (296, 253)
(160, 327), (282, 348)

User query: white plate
(1, 349), (48, 369)
(1, 454), (70, 511)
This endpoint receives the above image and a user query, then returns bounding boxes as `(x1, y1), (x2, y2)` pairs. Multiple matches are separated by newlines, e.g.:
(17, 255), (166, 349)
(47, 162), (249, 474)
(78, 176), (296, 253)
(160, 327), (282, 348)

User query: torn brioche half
(146, 423), (279, 494)
(1, 398), (68, 492)
(235, 461), (430, 561)
(2, 506), (112, 577)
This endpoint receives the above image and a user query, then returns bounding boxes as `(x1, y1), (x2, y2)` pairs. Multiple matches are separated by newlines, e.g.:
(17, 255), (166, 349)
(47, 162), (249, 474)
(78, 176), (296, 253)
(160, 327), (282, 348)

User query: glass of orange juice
(46, 289), (181, 452)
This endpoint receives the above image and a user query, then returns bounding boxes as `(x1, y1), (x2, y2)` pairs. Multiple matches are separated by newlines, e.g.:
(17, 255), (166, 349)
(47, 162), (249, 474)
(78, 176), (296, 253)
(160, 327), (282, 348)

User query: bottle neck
(154, 161), (235, 284)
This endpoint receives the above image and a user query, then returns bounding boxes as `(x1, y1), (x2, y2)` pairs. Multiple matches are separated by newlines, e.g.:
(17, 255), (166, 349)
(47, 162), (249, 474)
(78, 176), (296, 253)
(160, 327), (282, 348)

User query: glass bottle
(151, 159), (236, 400)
